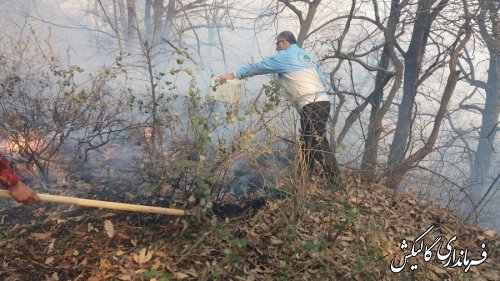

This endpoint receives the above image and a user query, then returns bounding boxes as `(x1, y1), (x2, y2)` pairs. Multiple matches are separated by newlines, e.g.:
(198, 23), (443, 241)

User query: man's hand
(9, 181), (40, 204)
(216, 73), (235, 85)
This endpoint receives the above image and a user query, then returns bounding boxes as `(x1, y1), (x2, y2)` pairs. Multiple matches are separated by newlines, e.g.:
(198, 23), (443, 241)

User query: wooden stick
(0, 189), (187, 216)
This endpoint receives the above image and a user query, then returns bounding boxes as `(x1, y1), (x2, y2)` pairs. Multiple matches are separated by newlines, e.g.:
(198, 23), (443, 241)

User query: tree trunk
(164, 0), (176, 40)
(471, 52), (499, 185)
(387, 0), (448, 189)
(384, 69), (461, 188)
(145, 0), (152, 42)
(388, 0), (433, 167)
(278, 0), (321, 47)
(153, 0), (164, 44)
(361, 0), (402, 178)
(118, 0), (127, 39)
(464, 0), (500, 219)
(126, 0), (137, 41)
(297, 0), (321, 47)
(360, 66), (389, 177)
(384, 29), (471, 188)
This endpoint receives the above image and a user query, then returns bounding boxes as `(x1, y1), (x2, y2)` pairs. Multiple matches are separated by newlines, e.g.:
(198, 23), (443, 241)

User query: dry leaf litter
(1, 170), (499, 280)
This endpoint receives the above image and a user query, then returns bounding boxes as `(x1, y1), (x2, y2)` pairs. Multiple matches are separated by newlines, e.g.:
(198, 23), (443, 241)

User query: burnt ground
(1, 170), (500, 281)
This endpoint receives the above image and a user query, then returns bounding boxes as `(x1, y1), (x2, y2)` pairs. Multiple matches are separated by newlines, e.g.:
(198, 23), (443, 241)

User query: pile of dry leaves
(1, 171), (499, 280)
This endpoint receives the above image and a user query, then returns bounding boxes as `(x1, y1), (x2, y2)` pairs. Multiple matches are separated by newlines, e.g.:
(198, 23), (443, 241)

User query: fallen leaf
(173, 272), (189, 279)
(186, 267), (199, 277)
(101, 212), (116, 218)
(47, 239), (55, 253)
(133, 248), (153, 264)
(484, 272), (500, 281)
(115, 250), (125, 256)
(407, 188), (417, 199)
(31, 232), (52, 240)
(88, 223), (98, 232)
(406, 199), (417, 205)
(45, 257), (54, 265)
(104, 220), (115, 238)
(270, 239), (284, 246)
(155, 250), (167, 257)
(45, 272), (59, 281)
(99, 259), (113, 270)
(484, 229), (496, 238)
(71, 216), (84, 222)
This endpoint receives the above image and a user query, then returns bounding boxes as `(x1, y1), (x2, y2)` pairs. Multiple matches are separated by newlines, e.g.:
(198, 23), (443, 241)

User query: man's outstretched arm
(0, 154), (40, 204)
(217, 52), (287, 84)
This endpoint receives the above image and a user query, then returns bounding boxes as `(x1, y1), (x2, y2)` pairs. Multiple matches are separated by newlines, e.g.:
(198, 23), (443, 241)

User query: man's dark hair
(277, 31), (297, 44)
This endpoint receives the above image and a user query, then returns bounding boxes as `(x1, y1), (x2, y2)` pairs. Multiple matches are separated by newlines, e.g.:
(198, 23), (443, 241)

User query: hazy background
(0, 0), (498, 231)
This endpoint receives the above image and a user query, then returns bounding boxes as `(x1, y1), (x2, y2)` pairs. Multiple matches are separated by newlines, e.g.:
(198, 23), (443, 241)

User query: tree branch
(337, 74), (393, 144)
(458, 88), (484, 114)
(278, 0), (303, 22)
(322, 53), (396, 74)
(383, 0), (473, 188)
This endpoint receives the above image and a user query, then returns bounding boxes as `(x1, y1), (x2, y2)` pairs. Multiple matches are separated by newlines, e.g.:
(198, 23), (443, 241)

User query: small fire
(143, 127), (164, 145)
(144, 127), (154, 139)
(0, 136), (40, 154)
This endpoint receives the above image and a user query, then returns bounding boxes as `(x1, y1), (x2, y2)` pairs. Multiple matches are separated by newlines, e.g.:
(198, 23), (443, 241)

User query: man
(1, 153), (40, 204)
(217, 31), (342, 188)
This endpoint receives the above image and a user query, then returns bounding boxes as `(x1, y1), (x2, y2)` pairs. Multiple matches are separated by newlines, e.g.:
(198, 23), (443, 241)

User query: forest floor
(1, 170), (499, 281)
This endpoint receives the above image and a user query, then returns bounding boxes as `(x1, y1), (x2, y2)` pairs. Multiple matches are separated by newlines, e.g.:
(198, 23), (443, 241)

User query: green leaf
(231, 238), (248, 248)
(218, 227), (231, 238)
(143, 270), (157, 278)
(354, 260), (363, 271)
(338, 142), (346, 150)
(228, 253), (243, 262)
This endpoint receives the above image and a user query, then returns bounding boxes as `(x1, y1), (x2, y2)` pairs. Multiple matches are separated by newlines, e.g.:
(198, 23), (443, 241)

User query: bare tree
(153, 0), (164, 44)
(274, 0), (481, 192)
(145, 0), (153, 41)
(278, 0), (322, 47)
(462, 0), (500, 219)
(127, 0), (138, 41)
(118, 0), (128, 38)
(164, 0), (176, 40)
(383, 0), (473, 189)
(387, 0), (449, 185)
(0, 31), (132, 178)
(360, 0), (407, 178)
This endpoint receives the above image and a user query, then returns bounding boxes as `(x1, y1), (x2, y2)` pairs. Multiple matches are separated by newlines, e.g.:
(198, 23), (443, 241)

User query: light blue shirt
(234, 44), (330, 109)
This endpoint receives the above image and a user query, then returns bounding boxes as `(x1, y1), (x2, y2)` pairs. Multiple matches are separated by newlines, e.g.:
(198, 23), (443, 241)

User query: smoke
(0, 1), (303, 220)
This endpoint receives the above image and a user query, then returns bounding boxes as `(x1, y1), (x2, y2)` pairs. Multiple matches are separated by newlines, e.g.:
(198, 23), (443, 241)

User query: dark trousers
(299, 101), (340, 181)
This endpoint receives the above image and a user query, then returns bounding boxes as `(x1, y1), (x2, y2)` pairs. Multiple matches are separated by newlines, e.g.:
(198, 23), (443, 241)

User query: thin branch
(337, 74), (392, 144)
(278, 0), (303, 22)
(465, 172), (500, 221)
(322, 53), (395, 74)
(458, 88), (484, 114)
(457, 47), (488, 89)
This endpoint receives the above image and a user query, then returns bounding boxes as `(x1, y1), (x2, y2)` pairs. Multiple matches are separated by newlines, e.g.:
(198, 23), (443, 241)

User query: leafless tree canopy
(0, 0), (498, 225)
